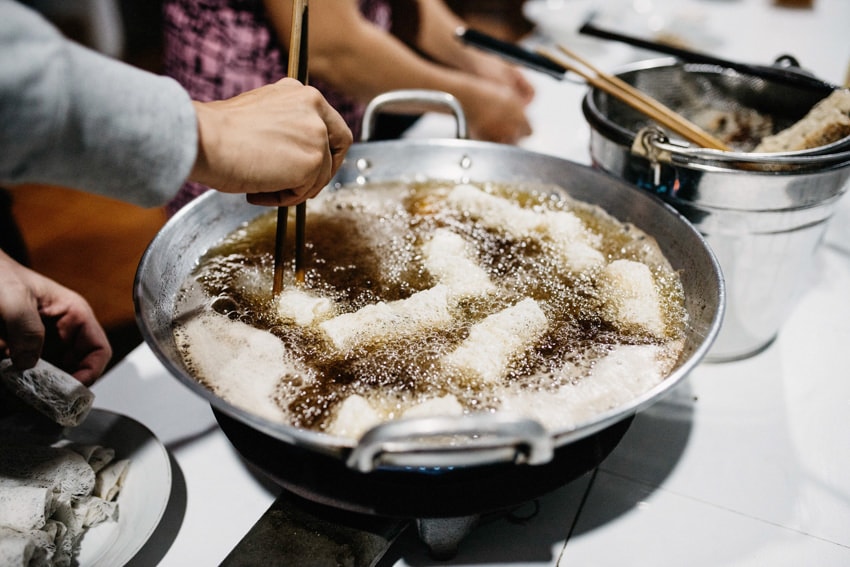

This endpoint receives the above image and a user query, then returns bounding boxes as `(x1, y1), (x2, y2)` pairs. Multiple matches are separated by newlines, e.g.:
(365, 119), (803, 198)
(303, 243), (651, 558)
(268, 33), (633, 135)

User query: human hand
(189, 77), (353, 207)
(0, 250), (111, 386)
(465, 51), (535, 105)
(462, 80), (533, 144)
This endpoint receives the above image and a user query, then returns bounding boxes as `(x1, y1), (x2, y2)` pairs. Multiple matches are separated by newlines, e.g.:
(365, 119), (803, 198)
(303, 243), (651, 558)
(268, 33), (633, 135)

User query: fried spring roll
(319, 284), (453, 352)
(442, 297), (548, 384)
(445, 184), (604, 271)
(422, 228), (495, 298)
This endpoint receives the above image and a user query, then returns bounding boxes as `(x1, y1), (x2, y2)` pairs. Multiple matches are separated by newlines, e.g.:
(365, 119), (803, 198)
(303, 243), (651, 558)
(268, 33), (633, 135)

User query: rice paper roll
(50, 500), (86, 560)
(421, 228), (496, 299)
(0, 527), (35, 567)
(0, 359), (94, 427)
(0, 445), (96, 501)
(45, 519), (71, 567)
(444, 184), (605, 272)
(79, 497), (119, 528)
(93, 458), (130, 501)
(23, 527), (57, 567)
(0, 481), (53, 531)
(58, 443), (115, 474)
(0, 435), (126, 565)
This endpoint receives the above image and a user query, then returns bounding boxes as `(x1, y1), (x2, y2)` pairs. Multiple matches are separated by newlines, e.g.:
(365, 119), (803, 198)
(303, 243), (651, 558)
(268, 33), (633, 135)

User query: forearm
(414, 0), (528, 80)
(265, 0), (490, 108)
(414, 0), (477, 70)
(318, 27), (488, 104)
(0, 1), (197, 207)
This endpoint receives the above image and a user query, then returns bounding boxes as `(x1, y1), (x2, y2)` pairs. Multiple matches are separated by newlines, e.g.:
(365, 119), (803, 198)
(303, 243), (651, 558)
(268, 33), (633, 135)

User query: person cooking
(162, 0), (535, 214)
(0, 0), (353, 385)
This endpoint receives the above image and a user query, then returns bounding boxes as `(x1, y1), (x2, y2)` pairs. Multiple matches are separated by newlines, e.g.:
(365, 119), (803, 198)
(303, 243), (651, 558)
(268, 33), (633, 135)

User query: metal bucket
(582, 59), (850, 361)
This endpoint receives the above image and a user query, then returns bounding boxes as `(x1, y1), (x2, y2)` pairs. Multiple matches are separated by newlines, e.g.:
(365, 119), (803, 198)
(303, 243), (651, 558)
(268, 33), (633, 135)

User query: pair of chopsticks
(456, 28), (730, 151)
(273, 0), (310, 295)
(536, 44), (732, 151)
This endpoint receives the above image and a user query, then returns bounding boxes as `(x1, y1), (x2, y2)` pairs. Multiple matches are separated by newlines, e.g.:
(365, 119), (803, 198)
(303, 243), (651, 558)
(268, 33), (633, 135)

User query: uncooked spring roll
(0, 359), (94, 427)
(0, 527), (35, 567)
(0, 481), (53, 532)
(0, 445), (96, 502)
(93, 458), (130, 501)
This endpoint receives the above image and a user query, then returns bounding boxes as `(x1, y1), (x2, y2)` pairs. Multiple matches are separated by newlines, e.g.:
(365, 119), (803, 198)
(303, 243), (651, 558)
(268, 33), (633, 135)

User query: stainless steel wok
(134, 91), (724, 474)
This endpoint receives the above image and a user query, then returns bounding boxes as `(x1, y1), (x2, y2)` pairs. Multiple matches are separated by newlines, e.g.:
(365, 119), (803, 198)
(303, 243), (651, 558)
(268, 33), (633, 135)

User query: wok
(134, 90), (724, 474)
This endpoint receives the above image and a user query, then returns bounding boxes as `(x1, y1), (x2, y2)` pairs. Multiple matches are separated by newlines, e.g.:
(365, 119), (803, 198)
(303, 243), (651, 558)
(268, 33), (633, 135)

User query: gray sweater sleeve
(0, 1), (197, 207)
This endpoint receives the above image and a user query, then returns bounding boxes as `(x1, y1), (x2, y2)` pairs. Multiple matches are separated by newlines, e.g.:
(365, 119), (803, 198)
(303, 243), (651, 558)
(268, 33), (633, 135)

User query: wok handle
(360, 89), (468, 142)
(346, 413), (554, 473)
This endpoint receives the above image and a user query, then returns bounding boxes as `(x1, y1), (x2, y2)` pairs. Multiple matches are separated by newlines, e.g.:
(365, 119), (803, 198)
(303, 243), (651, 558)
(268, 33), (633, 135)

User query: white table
(92, 0), (850, 564)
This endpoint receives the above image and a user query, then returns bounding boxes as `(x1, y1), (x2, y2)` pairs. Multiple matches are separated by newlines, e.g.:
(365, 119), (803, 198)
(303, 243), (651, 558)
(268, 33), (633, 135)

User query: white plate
(66, 409), (171, 566)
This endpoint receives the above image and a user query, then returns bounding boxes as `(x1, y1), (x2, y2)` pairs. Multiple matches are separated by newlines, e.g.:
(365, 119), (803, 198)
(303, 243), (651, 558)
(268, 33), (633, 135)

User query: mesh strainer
(583, 58), (850, 172)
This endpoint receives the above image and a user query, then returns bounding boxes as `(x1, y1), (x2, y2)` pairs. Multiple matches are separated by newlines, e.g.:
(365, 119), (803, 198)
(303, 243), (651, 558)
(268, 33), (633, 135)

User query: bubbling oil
(174, 180), (687, 434)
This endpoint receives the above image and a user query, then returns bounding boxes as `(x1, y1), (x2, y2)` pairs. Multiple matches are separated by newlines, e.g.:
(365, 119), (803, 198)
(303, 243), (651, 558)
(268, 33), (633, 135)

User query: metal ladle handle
(360, 89), (469, 142)
(346, 412), (554, 473)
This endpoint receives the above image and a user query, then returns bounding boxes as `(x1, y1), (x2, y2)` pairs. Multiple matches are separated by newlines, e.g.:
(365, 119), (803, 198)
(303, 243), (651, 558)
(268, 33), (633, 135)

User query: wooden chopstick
(557, 45), (728, 148)
(272, 206), (288, 294)
(537, 45), (732, 151)
(291, 0), (309, 286)
(273, 0), (309, 295)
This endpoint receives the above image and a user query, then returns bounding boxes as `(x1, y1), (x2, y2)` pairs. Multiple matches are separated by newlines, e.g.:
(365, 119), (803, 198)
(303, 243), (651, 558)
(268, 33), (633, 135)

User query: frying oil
(174, 181), (687, 433)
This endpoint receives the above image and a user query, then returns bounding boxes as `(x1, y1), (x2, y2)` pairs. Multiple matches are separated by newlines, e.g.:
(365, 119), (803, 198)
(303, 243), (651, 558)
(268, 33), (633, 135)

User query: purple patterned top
(162, 0), (393, 214)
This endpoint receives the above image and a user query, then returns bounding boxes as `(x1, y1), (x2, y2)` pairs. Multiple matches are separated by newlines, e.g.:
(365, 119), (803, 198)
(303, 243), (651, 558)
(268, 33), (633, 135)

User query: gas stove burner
(213, 409), (632, 519)
(216, 410), (632, 564)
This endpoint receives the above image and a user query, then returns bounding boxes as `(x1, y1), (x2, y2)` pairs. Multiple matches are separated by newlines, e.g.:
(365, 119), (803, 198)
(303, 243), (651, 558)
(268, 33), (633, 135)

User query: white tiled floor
(565, 471), (850, 567)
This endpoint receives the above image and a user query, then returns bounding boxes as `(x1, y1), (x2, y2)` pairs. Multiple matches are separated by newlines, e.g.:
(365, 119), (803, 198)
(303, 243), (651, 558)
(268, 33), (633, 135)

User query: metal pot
(134, 90), (723, 476)
(582, 59), (850, 361)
